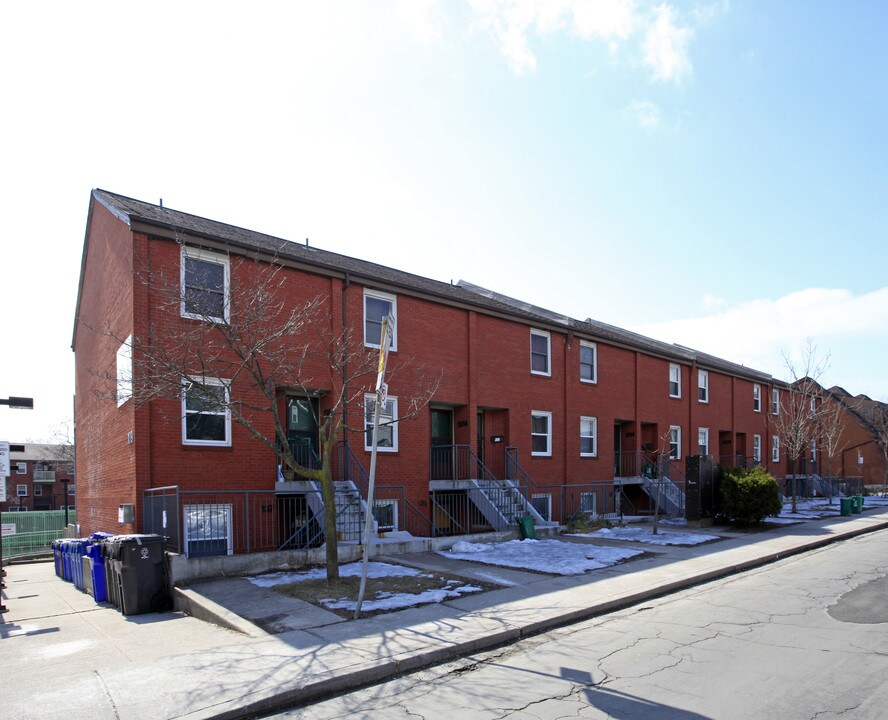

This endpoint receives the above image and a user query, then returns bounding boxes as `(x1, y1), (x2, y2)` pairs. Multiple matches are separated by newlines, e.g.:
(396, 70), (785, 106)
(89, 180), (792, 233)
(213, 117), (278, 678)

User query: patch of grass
(271, 570), (500, 618)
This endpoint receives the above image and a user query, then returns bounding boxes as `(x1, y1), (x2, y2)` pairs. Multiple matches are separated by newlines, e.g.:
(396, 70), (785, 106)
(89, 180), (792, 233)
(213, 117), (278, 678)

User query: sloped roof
(81, 188), (776, 381)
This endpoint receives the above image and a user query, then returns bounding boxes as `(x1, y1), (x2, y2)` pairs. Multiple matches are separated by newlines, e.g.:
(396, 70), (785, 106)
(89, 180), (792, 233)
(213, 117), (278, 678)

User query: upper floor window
(364, 394), (399, 451)
(580, 416), (597, 457)
(753, 383), (762, 412)
(182, 378), (231, 446)
(181, 246), (229, 322)
(698, 370), (709, 403)
(579, 341), (597, 384)
(772, 436), (780, 462)
(364, 289), (398, 351)
(669, 363), (681, 398)
(530, 330), (551, 376)
(669, 426), (681, 459)
(753, 434), (762, 463)
(16, 462), (27, 475)
(809, 397), (817, 416)
(698, 428), (709, 457)
(772, 388), (780, 415)
(117, 335), (133, 407)
(531, 411), (552, 456)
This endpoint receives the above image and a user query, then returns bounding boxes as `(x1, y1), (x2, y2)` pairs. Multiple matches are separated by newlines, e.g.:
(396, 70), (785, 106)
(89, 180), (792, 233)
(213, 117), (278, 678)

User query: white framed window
(182, 378), (231, 446)
(184, 503), (233, 558)
(811, 440), (817, 462)
(68, 485), (76, 496)
(772, 436), (780, 462)
(530, 329), (551, 376)
(364, 289), (398, 351)
(809, 397), (817, 416)
(578, 491), (597, 515)
(181, 246), (229, 323)
(669, 426), (681, 459)
(753, 434), (762, 463)
(698, 370), (709, 403)
(753, 383), (762, 412)
(372, 499), (398, 532)
(580, 416), (597, 457)
(364, 394), (399, 452)
(16, 505), (28, 512)
(531, 493), (552, 521)
(772, 388), (780, 415)
(117, 335), (133, 407)
(669, 363), (681, 398)
(531, 411), (552, 456)
(16, 484), (28, 497)
(34, 485), (43, 496)
(698, 428), (709, 457)
(16, 462), (27, 475)
(579, 341), (597, 383)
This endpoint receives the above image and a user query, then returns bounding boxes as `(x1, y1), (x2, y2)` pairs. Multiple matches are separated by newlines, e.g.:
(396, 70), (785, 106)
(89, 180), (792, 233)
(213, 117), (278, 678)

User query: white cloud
(396, 0), (447, 43)
(631, 287), (888, 391)
(643, 3), (693, 83)
(628, 99), (661, 128)
(467, 0), (711, 84)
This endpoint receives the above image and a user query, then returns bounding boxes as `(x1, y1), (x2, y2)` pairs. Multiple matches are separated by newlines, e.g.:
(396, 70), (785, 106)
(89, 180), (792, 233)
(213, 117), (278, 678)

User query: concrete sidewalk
(3, 510), (888, 720)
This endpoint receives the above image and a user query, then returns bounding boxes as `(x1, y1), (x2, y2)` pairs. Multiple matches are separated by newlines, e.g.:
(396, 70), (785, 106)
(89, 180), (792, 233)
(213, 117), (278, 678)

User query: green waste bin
(517, 515), (536, 540)
(852, 495), (863, 514)
(840, 498), (853, 516)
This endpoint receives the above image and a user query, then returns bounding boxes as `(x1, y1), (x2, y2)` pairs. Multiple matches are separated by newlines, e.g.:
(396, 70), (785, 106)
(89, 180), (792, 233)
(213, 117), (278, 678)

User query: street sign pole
(0, 441), (10, 611)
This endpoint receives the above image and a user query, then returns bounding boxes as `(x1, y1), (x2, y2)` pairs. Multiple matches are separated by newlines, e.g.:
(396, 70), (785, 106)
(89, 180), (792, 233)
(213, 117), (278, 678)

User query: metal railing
(33, 470), (57, 482)
(1, 510), (75, 558)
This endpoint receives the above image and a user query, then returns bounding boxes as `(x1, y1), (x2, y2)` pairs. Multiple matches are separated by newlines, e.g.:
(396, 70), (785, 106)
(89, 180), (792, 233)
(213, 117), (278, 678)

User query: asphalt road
(270, 529), (888, 720)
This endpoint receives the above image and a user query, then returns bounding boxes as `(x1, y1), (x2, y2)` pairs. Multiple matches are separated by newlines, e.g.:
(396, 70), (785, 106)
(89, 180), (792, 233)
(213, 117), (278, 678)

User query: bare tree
(872, 404), (888, 494)
(772, 340), (830, 513)
(87, 244), (438, 581)
(817, 392), (851, 504)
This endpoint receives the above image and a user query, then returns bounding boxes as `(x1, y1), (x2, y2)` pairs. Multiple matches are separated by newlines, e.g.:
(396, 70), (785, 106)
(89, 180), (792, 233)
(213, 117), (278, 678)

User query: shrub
(721, 466), (782, 526)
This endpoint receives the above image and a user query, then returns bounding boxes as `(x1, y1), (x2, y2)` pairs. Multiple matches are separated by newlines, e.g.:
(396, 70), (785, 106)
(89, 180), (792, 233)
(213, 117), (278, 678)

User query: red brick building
(73, 189), (792, 558)
(1, 444), (76, 513)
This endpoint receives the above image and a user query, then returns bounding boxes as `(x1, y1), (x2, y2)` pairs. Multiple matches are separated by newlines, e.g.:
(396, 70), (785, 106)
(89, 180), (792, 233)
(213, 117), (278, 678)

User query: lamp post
(1, 395), (34, 613)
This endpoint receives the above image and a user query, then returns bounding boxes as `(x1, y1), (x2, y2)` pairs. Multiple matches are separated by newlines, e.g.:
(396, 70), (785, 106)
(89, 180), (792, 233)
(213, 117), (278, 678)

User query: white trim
(531, 493), (552, 521)
(363, 289), (398, 351)
(580, 416), (597, 457)
(771, 388), (780, 415)
(364, 394), (399, 452)
(669, 425), (681, 459)
(753, 434), (762, 463)
(579, 340), (597, 384)
(16, 484), (28, 497)
(531, 410), (552, 456)
(753, 383), (762, 413)
(530, 329), (551, 376)
(698, 369), (709, 403)
(180, 246), (230, 323)
(698, 427), (709, 457)
(183, 503), (233, 558)
(772, 435), (780, 462)
(372, 498), (398, 532)
(669, 363), (681, 398)
(182, 378), (232, 447)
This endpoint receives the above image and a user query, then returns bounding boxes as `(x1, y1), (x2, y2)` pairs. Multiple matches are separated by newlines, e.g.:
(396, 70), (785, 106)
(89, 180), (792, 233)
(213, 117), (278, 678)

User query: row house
(73, 189), (791, 559)
(1, 444), (76, 512)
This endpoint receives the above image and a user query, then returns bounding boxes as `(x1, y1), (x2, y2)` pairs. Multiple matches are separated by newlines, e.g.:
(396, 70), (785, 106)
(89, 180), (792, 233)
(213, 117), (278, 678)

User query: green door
(431, 409), (454, 480)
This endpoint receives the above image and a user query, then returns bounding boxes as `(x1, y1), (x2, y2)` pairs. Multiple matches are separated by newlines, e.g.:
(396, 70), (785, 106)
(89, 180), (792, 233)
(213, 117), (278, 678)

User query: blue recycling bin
(85, 543), (108, 603)
(60, 540), (74, 582)
(70, 539), (90, 591)
(52, 539), (64, 578)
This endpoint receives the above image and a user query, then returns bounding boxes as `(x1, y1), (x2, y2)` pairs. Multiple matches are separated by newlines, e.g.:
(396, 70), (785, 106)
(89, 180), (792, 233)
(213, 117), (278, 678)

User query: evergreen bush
(721, 466), (782, 526)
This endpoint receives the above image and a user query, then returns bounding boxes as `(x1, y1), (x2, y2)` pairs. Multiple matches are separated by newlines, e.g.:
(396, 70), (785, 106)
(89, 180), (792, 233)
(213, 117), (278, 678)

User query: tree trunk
(319, 444), (340, 581)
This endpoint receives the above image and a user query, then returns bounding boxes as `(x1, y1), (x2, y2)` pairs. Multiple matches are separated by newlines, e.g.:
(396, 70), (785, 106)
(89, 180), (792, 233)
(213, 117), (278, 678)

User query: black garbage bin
(102, 534), (169, 615)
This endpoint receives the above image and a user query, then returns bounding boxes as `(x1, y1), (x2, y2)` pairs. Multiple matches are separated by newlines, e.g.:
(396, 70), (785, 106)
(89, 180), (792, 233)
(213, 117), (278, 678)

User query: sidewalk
(3, 509), (888, 720)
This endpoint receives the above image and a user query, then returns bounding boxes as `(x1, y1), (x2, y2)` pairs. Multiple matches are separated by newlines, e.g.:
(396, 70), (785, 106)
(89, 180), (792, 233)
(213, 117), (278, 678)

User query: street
(273, 529), (888, 720)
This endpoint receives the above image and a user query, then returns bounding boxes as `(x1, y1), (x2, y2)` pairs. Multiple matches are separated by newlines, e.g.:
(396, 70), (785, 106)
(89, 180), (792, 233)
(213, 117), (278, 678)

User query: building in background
(1, 443), (76, 513)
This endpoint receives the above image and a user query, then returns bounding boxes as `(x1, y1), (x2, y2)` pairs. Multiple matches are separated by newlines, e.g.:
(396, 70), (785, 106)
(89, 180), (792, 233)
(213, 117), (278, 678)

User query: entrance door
(287, 397), (320, 473)
(614, 423), (622, 476)
(431, 409), (454, 481)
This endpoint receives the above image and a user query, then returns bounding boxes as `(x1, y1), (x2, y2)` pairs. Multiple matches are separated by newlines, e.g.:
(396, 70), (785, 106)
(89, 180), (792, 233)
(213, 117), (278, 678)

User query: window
(669, 426), (681, 459)
(809, 397), (817, 416)
(364, 289), (397, 350)
(580, 416), (597, 457)
(117, 335), (132, 407)
(181, 246), (229, 322)
(34, 486), (42, 496)
(811, 440), (817, 462)
(772, 436), (780, 462)
(16, 462), (27, 475)
(184, 503), (233, 558)
(17, 485), (27, 497)
(68, 485), (76, 496)
(182, 378), (231, 446)
(772, 388), (780, 415)
(531, 493), (552, 521)
(364, 395), (399, 451)
(530, 329), (551, 376)
(579, 341), (597, 383)
(698, 370), (709, 403)
(669, 364), (681, 398)
(578, 491), (597, 515)
(372, 499), (398, 532)
(531, 411), (552, 456)
(753, 383), (762, 412)
(753, 434), (762, 463)
(698, 428), (709, 457)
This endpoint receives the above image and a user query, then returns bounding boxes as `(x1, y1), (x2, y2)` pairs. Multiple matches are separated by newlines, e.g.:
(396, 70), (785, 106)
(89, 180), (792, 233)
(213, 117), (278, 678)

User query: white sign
(0, 441), (10, 477)
(1, 523), (15, 537)
(0, 480), (6, 503)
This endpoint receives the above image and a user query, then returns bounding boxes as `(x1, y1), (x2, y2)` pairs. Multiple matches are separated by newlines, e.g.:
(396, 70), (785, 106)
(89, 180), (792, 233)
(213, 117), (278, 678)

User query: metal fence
(1, 510), (76, 558)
